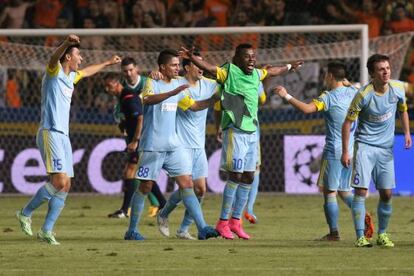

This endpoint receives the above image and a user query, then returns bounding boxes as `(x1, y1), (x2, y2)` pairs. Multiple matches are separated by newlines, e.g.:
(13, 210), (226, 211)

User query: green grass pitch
(1, 194), (414, 275)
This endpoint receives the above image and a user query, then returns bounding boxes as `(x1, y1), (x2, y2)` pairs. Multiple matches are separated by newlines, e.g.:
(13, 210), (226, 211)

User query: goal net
(0, 26), (412, 194)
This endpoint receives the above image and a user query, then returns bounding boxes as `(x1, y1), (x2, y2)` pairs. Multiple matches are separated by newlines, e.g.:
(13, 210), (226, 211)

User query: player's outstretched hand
(172, 84), (190, 95)
(273, 86), (288, 98)
(290, 60), (304, 72)
(65, 34), (80, 45)
(127, 141), (139, 153)
(108, 55), (122, 65)
(179, 46), (195, 59)
(149, 70), (164, 80)
(404, 133), (412, 149)
(341, 152), (351, 168)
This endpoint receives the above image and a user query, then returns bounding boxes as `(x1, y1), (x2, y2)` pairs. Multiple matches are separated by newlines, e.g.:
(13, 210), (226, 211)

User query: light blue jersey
(313, 86), (358, 159)
(347, 80), (408, 148)
(39, 63), (83, 135)
(176, 77), (218, 149)
(139, 77), (195, 151)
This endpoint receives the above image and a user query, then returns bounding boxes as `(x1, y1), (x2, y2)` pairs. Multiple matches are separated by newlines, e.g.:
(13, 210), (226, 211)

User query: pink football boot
(229, 218), (250, 240)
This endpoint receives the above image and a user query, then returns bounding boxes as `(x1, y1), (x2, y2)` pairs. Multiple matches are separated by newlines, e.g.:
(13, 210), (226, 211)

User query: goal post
(0, 24), (370, 83)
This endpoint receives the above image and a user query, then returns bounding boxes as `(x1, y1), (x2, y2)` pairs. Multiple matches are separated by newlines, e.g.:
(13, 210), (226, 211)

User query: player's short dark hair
(59, 43), (81, 64)
(158, 49), (179, 66)
(182, 51), (201, 71)
(234, 43), (253, 57)
(327, 61), (346, 81)
(367, 54), (390, 75)
(121, 57), (137, 67)
(104, 72), (120, 82)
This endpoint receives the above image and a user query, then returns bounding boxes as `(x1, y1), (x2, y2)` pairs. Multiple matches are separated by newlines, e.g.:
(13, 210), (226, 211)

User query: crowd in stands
(1, 0), (414, 112)
(1, 0), (414, 33)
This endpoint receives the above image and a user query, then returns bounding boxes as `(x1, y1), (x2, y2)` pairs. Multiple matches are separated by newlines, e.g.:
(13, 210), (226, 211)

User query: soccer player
(180, 44), (302, 239)
(107, 57), (166, 219)
(16, 34), (121, 245)
(155, 52), (218, 240)
(243, 82), (266, 224)
(342, 54), (412, 248)
(274, 61), (374, 241)
(124, 49), (218, 241)
(216, 82), (266, 225)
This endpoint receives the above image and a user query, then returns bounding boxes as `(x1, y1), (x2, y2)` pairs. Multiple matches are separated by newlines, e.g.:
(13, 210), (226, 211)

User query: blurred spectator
(44, 17), (70, 47)
(5, 70), (22, 108)
(73, 0), (89, 28)
(186, 0), (206, 27)
(32, 0), (63, 28)
(97, 0), (124, 28)
(323, 2), (349, 24)
(338, 0), (383, 38)
(167, 1), (190, 27)
(260, 0), (289, 26)
(87, 0), (110, 28)
(0, 0), (34, 28)
(384, 0), (414, 22)
(389, 4), (414, 33)
(204, 0), (230, 27)
(81, 18), (105, 49)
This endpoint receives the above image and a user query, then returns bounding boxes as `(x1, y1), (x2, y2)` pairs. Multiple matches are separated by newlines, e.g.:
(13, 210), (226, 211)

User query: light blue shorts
(351, 142), (395, 190)
(137, 149), (192, 181)
(317, 158), (351, 191)
(36, 128), (74, 177)
(183, 148), (208, 180)
(220, 127), (258, 173)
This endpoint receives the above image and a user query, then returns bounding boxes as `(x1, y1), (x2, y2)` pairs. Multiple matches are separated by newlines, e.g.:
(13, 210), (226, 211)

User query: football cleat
(107, 209), (128, 218)
(198, 226), (220, 240)
(16, 210), (33, 236)
(215, 220), (234, 240)
(364, 212), (375, 239)
(176, 230), (196, 240)
(37, 230), (60, 245)
(354, 236), (373, 248)
(124, 230), (145, 241)
(376, 233), (394, 248)
(156, 211), (170, 237)
(229, 218), (250, 240)
(318, 233), (340, 241)
(148, 206), (159, 218)
(244, 211), (257, 224)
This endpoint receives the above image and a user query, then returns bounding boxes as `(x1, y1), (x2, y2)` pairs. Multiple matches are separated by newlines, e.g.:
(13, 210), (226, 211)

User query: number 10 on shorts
(232, 158), (243, 170)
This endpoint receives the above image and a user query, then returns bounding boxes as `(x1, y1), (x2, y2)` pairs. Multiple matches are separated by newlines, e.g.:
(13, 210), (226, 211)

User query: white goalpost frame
(0, 24), (369, 84)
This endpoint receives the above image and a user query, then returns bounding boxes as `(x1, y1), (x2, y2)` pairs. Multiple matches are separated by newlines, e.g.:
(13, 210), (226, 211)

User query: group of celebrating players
(15, 34), (411, 248)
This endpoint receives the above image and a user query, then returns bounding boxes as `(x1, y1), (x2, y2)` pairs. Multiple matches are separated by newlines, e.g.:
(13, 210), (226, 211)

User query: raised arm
(49, 34), (80, 69)
(266, 60), (304, 77)
(341, 119), (353, 168)
(143, 84), (189, 105)
(179, 46), (217, 76)
(80, 55), (122, 78)
(400, 111), (412, 149)
(273, 86), (317, 114)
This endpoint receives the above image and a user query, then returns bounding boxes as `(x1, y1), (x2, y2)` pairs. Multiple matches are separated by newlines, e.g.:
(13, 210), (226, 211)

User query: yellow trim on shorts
(42, 129), (53, 173)
(317, 158), (328, 187)
(226, 128), (234, 171)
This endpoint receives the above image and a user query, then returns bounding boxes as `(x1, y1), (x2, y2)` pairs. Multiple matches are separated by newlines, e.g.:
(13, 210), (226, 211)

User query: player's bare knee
(379, 189), (392, 202)
(50, 173), (70, 191)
